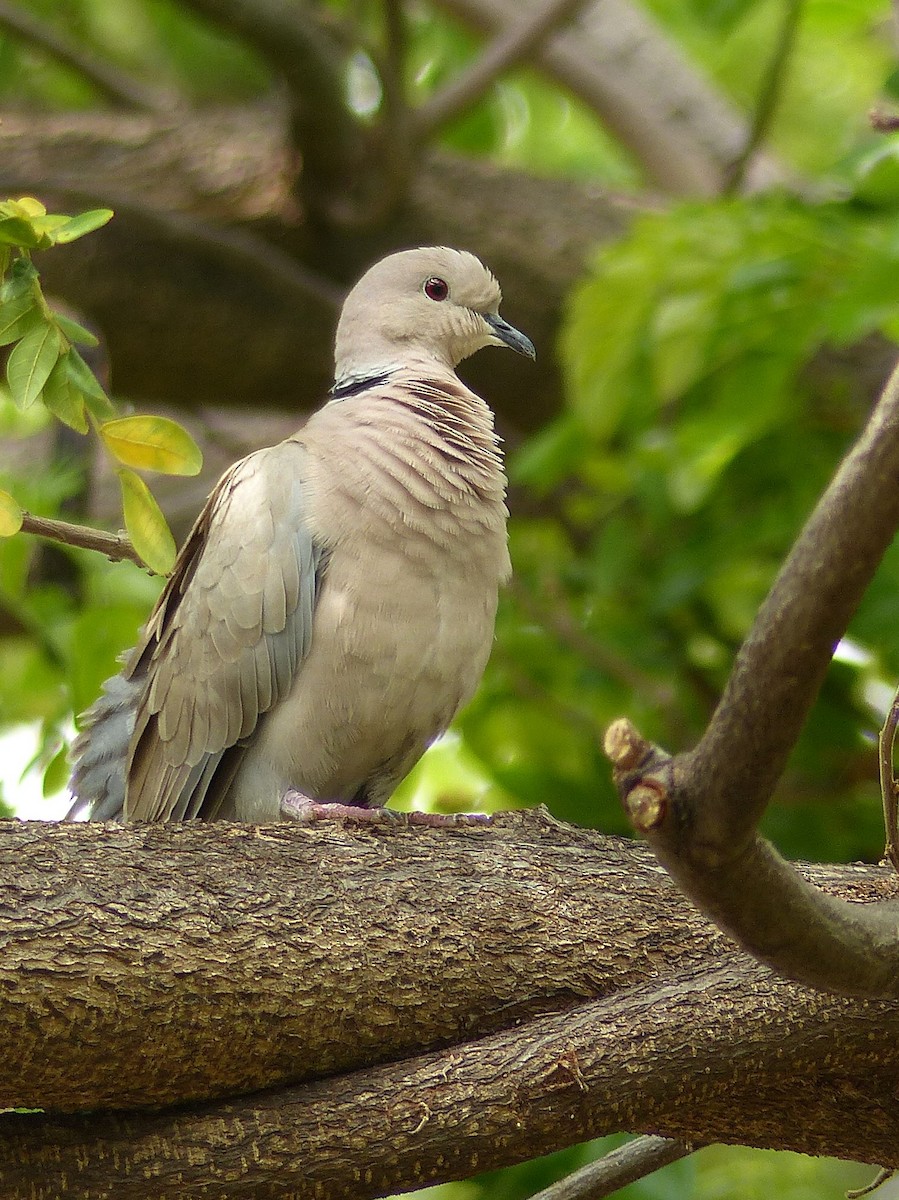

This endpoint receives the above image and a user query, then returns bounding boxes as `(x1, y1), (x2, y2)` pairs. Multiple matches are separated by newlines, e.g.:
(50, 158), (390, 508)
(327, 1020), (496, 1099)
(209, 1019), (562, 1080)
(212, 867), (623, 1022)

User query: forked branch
(606, 359), (899, 996)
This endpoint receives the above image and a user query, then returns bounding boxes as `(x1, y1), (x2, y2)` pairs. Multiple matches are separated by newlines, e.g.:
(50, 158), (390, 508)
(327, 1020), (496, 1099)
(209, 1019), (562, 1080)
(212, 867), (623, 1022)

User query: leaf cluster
(462, 187), (899, 862)
(0, 198), (202, 575)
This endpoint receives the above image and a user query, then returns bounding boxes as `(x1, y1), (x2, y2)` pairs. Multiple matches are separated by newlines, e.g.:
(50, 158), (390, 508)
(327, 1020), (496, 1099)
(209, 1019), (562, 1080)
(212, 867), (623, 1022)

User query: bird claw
(279, 790), (492, 829)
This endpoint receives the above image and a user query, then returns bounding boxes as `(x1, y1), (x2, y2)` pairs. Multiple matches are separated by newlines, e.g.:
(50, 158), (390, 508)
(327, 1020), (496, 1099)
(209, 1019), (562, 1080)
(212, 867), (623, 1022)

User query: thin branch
(879, 688), (899, 871)
(19, 511), (144, 568)
(604, 359), (899, 997)
(847, 1169), (896, 1199)
(527, 1136), (701, 1200)
(414, 0), (587, 140)
(722, 0), (803, 195)
(0, 0), (171, 111)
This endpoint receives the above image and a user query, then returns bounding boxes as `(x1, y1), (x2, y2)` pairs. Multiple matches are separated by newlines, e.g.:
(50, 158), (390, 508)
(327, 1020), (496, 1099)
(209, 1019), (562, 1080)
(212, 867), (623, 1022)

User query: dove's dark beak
(483, 313), (536, 360)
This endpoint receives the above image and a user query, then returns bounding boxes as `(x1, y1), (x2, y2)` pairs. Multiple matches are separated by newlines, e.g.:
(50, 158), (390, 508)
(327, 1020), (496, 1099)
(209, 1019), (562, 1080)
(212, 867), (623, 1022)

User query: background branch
(527, 1136), (701, 1200)
(414, 0), (587, 139)
(432, 0), (793, 193)
(0, 0), (171, 111)
(722, 0), (803, 194)
(176, 0), (366, 214)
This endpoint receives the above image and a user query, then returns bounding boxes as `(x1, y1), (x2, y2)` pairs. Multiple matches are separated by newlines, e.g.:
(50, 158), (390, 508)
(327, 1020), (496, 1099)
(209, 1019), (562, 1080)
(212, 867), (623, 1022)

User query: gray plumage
(68, 246), (534, 823)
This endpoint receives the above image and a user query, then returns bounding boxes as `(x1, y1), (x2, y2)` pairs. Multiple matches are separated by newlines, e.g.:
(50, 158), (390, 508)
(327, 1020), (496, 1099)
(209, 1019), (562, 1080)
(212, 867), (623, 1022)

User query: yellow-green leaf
(42, 744), (70, 797)
(52, 208), (113, 244)
(100, 416), (202, 476)
(118, 469), (176, 575)
(0, 488), (23, 537)
(0, 293), (39, 346)
(9, 197), (46, 218)
(6, 321), (61, 408)
(53, 311), (98, 348)
(65, 347), (114, 415)
(43, 356), (88, 433)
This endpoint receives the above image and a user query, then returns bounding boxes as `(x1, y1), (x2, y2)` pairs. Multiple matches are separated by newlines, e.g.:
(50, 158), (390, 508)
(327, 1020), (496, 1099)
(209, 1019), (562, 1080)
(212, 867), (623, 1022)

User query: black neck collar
(329, 371), (392, 401)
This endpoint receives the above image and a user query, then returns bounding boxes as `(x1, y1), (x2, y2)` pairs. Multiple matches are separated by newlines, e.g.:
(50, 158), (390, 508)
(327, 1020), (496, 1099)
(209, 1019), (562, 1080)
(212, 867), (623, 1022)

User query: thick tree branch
(4, 905), (899, 1197)
(607, 360), (899, 996)
(1, 813), (899, 1198)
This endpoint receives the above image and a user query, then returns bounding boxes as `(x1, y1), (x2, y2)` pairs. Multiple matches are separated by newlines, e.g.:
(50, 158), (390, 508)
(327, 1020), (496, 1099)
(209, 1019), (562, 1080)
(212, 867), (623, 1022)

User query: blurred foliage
(1, 1), (899, 1197)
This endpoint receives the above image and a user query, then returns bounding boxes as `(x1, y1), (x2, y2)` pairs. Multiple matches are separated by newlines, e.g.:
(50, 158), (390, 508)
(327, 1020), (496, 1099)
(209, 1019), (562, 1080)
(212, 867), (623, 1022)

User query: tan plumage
(68, 247), (534, 823)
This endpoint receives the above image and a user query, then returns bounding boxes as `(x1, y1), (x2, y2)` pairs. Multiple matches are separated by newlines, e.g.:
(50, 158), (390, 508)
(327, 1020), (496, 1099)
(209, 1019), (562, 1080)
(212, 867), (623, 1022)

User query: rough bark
(1, 810), (898, 1198)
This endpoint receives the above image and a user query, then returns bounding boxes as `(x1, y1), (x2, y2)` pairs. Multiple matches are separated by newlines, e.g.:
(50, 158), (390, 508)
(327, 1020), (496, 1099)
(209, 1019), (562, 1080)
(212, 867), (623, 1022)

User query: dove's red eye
(424, 277), (449, 301)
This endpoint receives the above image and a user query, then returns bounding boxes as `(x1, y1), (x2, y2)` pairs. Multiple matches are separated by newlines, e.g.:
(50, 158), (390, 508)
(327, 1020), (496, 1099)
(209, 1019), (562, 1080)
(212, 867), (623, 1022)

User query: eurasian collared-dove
(67, 247), (534, 824)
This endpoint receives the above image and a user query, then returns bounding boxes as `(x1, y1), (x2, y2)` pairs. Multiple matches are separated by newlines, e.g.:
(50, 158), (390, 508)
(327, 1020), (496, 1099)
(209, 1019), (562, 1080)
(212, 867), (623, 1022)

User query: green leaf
(42, 744), (70, 797)
(0, 257), (37, 302)
(118, 469), (177, 575)
(0, 217), (41, 248)
(42, 355), (88, 433)
(0, 293), (40, 346)
(52, 209), (113, 244)
(6, 321), (62, 408)
(5, 197), (46, 218)
(53, 311), (99, 348)
(65, 347), (115, 416)
(100, 415), (202, 476)
(0, 488), (23, 537)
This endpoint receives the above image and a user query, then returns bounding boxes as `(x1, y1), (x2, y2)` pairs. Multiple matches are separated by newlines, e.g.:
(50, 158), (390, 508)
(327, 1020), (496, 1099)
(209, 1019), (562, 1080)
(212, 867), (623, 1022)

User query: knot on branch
(603, 718), (674, 834)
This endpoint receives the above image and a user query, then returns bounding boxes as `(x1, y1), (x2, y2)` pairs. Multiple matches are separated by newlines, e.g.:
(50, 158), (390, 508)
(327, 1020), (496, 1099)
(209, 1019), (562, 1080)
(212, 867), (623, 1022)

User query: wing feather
(124, 439), (322, 821)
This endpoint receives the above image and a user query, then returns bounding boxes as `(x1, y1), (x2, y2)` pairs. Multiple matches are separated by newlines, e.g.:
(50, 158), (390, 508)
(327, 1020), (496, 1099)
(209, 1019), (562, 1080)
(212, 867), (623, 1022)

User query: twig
(722, 0), (803, 194)
(526, 1136), (701, 1200)
(605, 359), (899, 997)
(847, 1168), (895, 1199)
(414, 0), (587, 140)
(0, 0), (171, 111)
(878, 689), (899, 871)
(20, 511), (144, 568)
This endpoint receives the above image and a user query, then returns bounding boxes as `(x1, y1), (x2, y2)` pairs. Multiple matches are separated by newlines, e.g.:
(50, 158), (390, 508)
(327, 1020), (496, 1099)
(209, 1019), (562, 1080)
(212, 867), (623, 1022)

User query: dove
(67, 246), (534, 824)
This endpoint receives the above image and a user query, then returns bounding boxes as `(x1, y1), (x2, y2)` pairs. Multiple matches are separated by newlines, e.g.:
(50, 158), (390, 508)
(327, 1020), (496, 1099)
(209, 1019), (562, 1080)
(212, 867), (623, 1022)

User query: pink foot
(279, 790), (492, 828)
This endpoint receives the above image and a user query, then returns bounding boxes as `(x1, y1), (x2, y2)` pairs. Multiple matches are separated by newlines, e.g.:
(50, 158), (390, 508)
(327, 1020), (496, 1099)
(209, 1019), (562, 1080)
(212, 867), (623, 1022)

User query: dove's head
(334, 247), (535, 386)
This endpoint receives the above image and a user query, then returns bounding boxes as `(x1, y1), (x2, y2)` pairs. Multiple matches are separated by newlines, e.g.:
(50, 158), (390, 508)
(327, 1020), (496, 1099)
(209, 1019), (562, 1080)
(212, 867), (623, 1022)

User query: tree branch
(431, 0), (793, 194)
(2, 814), (899, 1197)
(0, 0), (171, 111)
(4, 908), (899, 1197)
(414, 0), (587, 140)
(606, 359), (899, 996)
(176, 0), (368, 220)
(527, 1136), (701, 1200)
(722, 0), (804, 195)
(19, 511), (144, 568)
